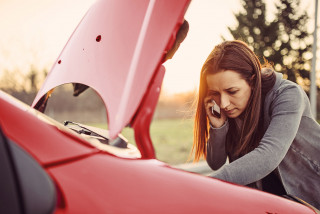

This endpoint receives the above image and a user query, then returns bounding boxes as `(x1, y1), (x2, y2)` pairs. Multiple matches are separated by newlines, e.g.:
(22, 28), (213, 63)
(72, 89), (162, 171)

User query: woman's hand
(204, 96), (227, 128)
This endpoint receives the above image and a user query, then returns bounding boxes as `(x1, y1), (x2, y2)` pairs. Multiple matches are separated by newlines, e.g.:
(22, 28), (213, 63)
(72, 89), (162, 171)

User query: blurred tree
(156, 90), (197, 119)
(0, 67), (49, 104)
(226, 0), (312, 85)
(28, 66), (38, 93)
(0, 67), (48, 93)
(0, 69), (25, 92)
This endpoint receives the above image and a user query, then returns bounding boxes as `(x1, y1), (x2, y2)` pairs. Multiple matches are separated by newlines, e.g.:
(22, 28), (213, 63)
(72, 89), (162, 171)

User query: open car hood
(32, 0), (190, 139)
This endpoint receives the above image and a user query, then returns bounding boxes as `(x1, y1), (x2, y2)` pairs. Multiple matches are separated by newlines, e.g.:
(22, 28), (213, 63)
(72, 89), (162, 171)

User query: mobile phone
(210, 101), (221, 118)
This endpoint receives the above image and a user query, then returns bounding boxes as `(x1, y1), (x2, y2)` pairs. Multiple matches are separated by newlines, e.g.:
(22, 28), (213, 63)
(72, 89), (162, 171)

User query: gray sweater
(207, 72), (320, 208)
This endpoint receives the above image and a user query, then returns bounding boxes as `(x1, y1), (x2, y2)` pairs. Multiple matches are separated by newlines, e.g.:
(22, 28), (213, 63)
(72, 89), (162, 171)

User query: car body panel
(0, 91), (98, 166)
(1, 0), (318, 212)
(48, 153), (314, 214)
(32, 0), (190, 140)
(0, 85), (316, 214)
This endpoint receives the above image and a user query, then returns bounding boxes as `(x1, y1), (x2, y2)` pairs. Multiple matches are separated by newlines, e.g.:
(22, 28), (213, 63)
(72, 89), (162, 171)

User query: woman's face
(206, 70), (252, 118)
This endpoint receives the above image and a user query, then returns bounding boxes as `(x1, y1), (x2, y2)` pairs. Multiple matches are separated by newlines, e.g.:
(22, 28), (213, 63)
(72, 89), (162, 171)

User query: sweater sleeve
(206, 120), (229, 170)
(210, 84), (305, 185)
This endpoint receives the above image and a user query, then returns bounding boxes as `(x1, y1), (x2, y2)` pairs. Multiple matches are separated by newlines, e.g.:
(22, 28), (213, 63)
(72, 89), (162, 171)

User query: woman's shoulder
(263, 72), (313, 123)
(268, 72), (305, 99)
(264, 72), (308, 114)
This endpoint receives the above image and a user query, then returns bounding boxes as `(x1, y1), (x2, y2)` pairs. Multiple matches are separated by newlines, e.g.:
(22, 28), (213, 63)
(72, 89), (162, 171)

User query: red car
(0, 0), (318, 213)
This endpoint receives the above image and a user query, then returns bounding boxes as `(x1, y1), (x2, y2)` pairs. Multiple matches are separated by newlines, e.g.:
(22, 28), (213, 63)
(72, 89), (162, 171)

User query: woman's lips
(225, 109), (235, 114)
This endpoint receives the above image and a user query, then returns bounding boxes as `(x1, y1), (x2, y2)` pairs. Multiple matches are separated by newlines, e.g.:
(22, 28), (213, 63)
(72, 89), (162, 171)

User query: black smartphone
(210, 101), (221, 118)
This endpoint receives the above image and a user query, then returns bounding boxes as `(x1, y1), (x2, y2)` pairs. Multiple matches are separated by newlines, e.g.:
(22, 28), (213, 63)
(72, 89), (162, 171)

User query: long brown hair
(192, 40), (275, 162)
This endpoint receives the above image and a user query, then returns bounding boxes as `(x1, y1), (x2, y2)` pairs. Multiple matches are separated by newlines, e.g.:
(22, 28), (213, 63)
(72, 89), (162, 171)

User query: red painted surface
(0, 92), (98, 166)
(0, 92), (315, 213)
(32, 0), (190, 140)
(48, 153), (314, 214)
(131, 65), (166, 159)
(1, 0), (317, 212)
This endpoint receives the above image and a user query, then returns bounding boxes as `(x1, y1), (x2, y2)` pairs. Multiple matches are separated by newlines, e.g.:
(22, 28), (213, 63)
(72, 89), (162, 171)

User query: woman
(192, 40), (320, 209)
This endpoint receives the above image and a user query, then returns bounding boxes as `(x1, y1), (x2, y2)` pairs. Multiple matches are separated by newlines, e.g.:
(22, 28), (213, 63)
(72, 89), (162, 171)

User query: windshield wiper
(63, 120), (109, 143)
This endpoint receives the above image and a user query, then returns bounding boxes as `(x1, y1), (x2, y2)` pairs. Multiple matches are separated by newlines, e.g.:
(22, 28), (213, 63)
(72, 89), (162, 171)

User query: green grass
(91, 118), (195, 165)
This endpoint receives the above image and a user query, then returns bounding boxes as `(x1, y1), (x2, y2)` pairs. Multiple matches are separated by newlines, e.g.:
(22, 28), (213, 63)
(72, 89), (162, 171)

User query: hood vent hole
(96, 35), (101, 42)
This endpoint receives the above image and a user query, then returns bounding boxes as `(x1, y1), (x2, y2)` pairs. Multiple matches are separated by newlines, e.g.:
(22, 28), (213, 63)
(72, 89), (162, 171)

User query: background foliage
(226, 0), (312, 88)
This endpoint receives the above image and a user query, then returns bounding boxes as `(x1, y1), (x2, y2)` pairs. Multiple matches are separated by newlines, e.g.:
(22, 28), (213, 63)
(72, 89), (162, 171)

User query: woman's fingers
(204, 97), (226, 128)
(204, 97), (218, 116)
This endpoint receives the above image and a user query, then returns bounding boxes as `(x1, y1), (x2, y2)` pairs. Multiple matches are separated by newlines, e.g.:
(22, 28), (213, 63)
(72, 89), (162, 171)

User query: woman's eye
(228, 90), (238, 95)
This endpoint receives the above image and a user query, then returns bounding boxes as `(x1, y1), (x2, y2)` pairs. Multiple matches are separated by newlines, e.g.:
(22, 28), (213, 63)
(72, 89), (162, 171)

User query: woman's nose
(220, 94), (230, 109)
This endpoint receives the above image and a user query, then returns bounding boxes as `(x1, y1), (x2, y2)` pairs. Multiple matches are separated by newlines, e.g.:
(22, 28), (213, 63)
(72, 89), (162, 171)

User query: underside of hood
(32, 0), (190, 139)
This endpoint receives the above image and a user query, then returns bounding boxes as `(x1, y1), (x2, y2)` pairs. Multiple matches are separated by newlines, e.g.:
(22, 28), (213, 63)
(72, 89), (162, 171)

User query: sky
(0, 0), (317, 95)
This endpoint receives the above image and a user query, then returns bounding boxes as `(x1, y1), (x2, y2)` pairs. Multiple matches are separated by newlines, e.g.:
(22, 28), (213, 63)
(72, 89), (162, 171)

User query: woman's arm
(206, 121), (229, 170)
(210, 84), (306, 185)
